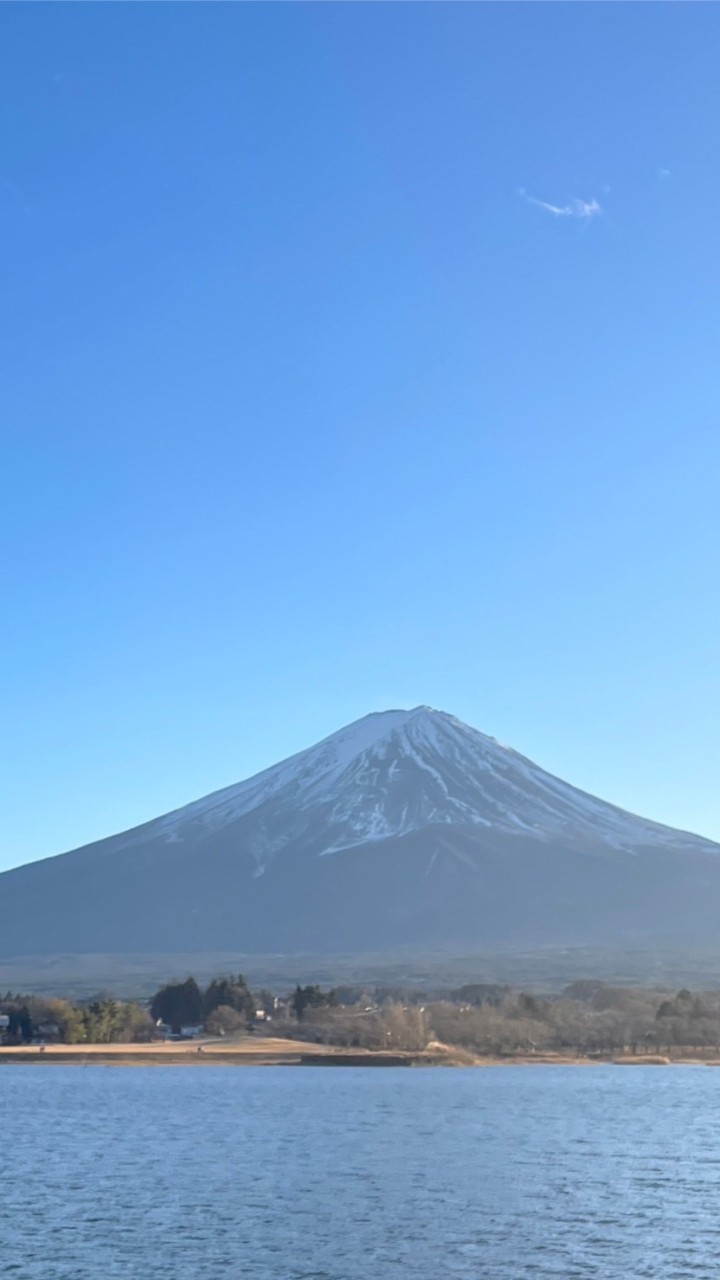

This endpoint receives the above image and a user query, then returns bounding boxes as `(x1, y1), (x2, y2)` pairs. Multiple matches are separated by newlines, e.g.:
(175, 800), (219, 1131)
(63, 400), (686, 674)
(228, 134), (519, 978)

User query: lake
(2, 1065), (719, 1278)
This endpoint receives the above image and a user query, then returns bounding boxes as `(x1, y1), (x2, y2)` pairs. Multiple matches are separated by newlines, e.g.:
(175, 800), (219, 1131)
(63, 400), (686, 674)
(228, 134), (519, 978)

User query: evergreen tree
(150, 977), (204, 1031)
(203, 974), (254, 1020)
(291, 985), (336, 1021)
(83, 999), (122, 1043)
(8, 1006), (33, 1042)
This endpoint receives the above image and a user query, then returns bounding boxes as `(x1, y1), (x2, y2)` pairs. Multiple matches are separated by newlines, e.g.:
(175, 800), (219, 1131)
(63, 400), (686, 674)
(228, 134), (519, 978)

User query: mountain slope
(1, 707), (718, 957)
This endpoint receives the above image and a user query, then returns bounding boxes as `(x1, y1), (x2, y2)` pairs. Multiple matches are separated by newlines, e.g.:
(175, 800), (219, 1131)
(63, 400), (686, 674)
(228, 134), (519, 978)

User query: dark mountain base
(2, 824), (720, 958)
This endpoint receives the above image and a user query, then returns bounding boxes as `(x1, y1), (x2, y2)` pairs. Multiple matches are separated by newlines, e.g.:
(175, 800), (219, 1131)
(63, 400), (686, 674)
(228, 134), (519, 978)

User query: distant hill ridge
(1, 706), (718, 957)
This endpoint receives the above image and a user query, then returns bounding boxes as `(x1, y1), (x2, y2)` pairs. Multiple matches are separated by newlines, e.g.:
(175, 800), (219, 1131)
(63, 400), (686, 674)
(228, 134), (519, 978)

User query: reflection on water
(2, 1065), (720, 1278)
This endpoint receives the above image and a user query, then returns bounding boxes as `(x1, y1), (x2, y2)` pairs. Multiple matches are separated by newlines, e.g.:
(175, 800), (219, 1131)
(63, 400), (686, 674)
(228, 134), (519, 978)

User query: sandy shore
(1, 1038), (719, 1067)
(0, 1037), (424, 1066)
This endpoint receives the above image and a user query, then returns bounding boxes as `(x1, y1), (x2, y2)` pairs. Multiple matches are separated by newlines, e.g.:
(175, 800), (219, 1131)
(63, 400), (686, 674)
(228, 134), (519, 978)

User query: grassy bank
(2, 1038), (720, 1067)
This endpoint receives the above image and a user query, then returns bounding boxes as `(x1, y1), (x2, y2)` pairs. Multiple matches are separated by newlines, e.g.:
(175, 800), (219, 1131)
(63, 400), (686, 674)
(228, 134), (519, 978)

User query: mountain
(1, 706), (719, 958)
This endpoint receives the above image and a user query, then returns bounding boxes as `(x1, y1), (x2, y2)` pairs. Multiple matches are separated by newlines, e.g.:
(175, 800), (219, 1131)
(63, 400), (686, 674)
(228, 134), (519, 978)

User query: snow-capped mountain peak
(148, 706), (712, 869)
(2, 705), (719, 960)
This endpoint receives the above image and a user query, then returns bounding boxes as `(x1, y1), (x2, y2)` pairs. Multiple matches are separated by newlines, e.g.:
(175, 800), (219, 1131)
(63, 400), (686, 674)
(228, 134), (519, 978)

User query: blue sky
(2, 4), (719, 870)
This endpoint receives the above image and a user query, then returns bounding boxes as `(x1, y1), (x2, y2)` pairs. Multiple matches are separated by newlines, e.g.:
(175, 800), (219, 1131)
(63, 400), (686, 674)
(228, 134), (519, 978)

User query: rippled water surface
(2, 1065), (720, 1278)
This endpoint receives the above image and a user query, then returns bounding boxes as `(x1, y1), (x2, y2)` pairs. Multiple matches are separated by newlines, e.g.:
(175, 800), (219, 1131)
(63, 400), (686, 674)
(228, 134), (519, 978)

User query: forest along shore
(5, 976), (720, 1064)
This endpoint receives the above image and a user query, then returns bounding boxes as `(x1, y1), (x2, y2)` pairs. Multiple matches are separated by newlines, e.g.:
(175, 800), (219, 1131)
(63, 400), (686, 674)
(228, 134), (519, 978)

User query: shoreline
(1, 1039), (719, 1068)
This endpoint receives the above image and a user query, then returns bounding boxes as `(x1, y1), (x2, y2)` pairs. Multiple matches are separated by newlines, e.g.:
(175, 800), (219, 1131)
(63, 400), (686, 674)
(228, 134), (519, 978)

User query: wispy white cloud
(519, 189), (602, 220)
(658, 167), (671, 179)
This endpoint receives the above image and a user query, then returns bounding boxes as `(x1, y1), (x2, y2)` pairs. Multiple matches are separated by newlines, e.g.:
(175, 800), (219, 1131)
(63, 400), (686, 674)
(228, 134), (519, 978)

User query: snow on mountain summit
(149, 705), (712, 868)
(2, 705), (719, 960)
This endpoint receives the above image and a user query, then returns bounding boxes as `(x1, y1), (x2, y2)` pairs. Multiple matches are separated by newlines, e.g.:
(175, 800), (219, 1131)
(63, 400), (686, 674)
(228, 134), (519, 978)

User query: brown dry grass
(0, 1035), (336, 1062)
(3, 1039), (719, 1067)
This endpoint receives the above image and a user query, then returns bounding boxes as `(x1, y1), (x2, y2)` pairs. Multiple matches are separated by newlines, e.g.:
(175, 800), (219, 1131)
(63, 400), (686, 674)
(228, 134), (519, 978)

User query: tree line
(149, 974), (256, 1034)
(0, 993), (153, 1045)
(276, 980), (720, 1056)
(5, 976), (720, 1054)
